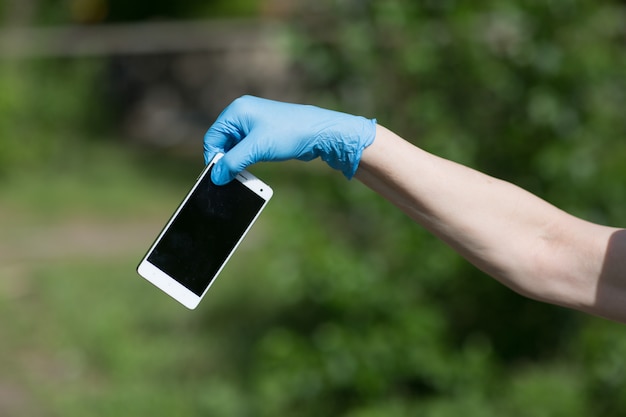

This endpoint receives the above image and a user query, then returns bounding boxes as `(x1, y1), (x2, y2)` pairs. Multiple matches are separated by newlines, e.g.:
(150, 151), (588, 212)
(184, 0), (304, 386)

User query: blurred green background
(1, 0), (625, 416)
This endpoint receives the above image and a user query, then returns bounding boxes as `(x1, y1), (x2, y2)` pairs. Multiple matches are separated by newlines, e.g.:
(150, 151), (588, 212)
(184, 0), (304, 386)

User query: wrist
(321, 115), (377, 179)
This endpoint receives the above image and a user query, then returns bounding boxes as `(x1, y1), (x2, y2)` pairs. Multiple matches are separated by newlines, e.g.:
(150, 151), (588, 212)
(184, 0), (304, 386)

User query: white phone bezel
(137, 154), (273, 309)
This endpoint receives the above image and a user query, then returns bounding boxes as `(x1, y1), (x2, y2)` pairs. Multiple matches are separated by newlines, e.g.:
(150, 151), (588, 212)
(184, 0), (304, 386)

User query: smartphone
(137, 154), (273, 309)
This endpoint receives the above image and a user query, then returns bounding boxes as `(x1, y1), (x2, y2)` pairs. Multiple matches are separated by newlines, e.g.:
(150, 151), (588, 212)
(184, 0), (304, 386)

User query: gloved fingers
(203, 99), (256, 164)
(211, 130), (266, 185)
(203, 123), (241, 164)
(203, 141), (221, 165)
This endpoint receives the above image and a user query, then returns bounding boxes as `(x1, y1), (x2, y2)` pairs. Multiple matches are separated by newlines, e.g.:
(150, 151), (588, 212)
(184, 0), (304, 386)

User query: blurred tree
(2, 0), (625, 415)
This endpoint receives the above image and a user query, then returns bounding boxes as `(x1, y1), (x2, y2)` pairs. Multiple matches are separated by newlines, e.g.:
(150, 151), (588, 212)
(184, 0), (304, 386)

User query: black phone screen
(148, 168), (265, 296)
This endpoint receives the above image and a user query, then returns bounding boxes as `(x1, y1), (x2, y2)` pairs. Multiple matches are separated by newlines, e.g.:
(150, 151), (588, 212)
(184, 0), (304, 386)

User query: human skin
(356, 124), (626, 323)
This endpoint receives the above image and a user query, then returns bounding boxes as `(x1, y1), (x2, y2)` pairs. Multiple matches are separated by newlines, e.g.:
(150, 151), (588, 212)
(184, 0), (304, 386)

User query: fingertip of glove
(210, 161), (236, 185)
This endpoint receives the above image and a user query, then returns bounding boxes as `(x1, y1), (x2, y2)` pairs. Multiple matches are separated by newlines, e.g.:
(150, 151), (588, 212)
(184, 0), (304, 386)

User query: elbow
(506, 228), (604, 313)
(511, 262), (592, 311)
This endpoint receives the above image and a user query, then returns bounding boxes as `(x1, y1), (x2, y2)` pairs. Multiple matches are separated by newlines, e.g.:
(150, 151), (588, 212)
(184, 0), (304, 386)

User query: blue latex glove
(203, 96), (377, 185)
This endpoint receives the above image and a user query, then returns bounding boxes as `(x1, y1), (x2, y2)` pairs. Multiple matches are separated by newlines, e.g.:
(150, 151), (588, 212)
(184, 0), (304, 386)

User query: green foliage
(223, 0), (625, 415)
(0, 60), (108, 177)
(294, 0), (626, 221)
(1, 1), (625, 416)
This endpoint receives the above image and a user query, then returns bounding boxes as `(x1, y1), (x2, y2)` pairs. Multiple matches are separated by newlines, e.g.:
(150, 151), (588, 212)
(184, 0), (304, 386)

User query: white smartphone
(137, 154), (273, 309)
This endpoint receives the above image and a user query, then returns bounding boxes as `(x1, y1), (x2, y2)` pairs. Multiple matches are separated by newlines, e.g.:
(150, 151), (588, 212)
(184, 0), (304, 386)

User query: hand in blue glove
(203, 95), (377, 185)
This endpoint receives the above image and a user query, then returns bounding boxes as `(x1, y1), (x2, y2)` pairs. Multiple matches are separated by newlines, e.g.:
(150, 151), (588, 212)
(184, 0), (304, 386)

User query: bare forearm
(356, 125), (626, 321)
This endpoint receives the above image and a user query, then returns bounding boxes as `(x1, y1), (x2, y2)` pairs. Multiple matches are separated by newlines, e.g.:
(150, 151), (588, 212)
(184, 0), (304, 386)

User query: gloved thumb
(210, 132), (262, 185)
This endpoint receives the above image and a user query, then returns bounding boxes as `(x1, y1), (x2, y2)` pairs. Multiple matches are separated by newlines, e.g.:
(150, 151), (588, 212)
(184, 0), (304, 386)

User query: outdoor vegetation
(1, 0), (625, 416)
